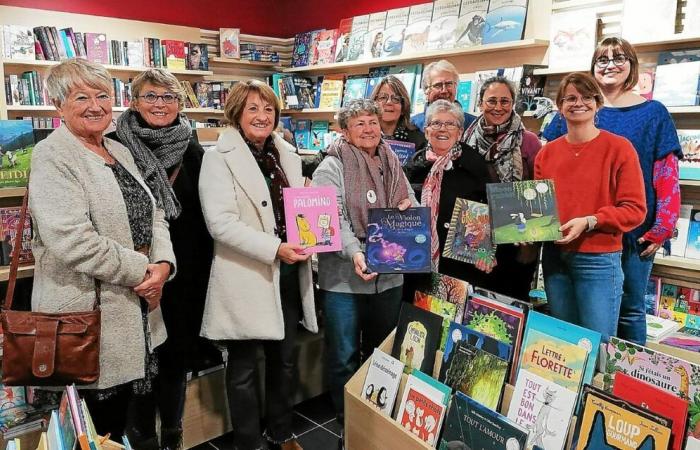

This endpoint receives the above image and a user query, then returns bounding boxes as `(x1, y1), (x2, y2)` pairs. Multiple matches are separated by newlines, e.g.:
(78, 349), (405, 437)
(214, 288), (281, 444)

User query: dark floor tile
(293, 393), (336, 425)
(296, 427), (341, 450)
(319, 418), (342, 438)
(206, 431), (235, 450)
(292, 411), (318, 437)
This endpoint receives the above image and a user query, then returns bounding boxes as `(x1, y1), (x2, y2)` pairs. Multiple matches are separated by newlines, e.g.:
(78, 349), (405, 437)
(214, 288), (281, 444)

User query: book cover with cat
(282, 186), (341, 254)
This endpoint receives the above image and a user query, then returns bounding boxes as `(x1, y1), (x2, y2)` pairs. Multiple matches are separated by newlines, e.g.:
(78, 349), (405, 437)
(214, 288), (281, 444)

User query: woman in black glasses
(542, 38), (682, 346)
(108, 68), (217, 449)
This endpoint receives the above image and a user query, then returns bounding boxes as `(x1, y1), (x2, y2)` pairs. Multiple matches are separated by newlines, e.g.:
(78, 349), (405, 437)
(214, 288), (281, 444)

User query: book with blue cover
(366, 207), (431, 273)
(482, 0), (528, 45)
(342, 75), (369, 106)
(385, 140), (416, 166)
(309, 121), (328, 151)
(439, 391), (528, 450)
(293, 119), (311, 150)
(291, 31), (312, 67)
(685, 209), (700, 259)
(439, 321), (513, 381)
(0, 119), (33, 188)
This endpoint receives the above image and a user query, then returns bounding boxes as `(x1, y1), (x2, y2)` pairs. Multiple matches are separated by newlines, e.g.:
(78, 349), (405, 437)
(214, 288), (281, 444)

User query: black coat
(403, 143), (537, 301)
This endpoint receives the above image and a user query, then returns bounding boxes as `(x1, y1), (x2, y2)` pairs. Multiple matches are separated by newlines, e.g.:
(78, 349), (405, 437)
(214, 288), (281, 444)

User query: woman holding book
(535, 72), (647, 342)
(198, 80), (317, 450)
(542, 38), (682, 345)
(107, 68), (218, 450)
(29, 59), (175, 438)
(370, 75), (427, 158)
(312, 98), (415, 423)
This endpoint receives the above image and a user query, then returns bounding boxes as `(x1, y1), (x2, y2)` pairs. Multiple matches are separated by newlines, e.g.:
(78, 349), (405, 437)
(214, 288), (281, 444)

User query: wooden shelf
(533, 66), (588, 76)
(0, 264), (34, 282)
(183, 108), (224, 115)
(6, 105), (221, 114)
(654, 255), (700, 271)
(209, 56), (283, 71)
(283, 39), (550, 74)
(0, 187), (26, 198)
(281, 108), (337, 115)
(680, 180), (700, 187)
(2, 58), (213, 76)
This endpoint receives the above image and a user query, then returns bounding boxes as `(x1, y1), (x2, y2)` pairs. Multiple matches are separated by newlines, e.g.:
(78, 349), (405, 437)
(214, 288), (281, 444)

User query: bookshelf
(0, 264), (34, 282)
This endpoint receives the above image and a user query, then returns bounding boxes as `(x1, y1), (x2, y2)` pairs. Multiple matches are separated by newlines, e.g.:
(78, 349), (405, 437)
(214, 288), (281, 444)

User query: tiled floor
(192, 393), (341, 450)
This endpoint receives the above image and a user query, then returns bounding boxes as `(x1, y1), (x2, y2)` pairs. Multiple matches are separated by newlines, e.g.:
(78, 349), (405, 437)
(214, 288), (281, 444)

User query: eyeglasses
(562, 95), (597, 105)
(594, 54), (629, 68)
(427, 120), (460, 131)
(428, 81), (456, 91)
(139, 93), (179, 104)
(376, 94), (403, 104)
(484, 98), (513, 108)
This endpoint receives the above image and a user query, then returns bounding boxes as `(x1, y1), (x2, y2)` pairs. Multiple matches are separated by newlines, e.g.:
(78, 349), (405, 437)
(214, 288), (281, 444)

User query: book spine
(49, 27), (65, 60)
(34, 27), (53, 61)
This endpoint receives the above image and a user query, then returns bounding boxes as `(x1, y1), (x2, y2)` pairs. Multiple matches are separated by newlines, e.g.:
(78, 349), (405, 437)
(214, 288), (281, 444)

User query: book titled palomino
(282, 186), (341, 254)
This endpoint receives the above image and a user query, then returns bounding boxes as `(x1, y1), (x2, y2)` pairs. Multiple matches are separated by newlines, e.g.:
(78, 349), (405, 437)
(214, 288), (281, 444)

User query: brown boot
(280, 440), (303, 450)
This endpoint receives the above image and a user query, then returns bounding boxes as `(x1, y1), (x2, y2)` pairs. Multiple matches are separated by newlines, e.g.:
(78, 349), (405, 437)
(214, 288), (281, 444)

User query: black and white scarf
(116, 109), (191, 219)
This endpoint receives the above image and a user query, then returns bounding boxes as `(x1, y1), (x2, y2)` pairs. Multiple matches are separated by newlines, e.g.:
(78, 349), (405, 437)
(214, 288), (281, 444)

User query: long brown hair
(370, 75), (417, 131)
(590, 37), (639, 92)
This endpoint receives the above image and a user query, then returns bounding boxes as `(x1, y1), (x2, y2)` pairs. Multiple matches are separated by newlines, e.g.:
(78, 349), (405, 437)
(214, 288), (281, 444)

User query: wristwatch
(586, 215), (598, 232)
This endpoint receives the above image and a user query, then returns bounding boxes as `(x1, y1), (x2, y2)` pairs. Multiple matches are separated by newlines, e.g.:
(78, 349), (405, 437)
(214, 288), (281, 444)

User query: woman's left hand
(555, 217), (588, 245)
(397, 198), (412, 211)
(134, 262), (170, 311)
(638, 237), (661, 257)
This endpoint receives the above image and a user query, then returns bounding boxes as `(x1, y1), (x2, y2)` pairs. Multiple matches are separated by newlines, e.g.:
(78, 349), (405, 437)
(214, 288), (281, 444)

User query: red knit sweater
(535, 130), (647, 253)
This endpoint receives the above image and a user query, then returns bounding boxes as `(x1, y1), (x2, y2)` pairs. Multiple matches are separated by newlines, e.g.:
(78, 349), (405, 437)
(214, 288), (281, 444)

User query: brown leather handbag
(1, 187), (101, 386)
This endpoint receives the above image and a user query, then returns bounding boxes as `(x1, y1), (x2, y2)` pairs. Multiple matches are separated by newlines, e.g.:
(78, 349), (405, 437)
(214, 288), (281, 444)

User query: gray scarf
(463, 114), (524, 182)
(116, 109), (191, 219)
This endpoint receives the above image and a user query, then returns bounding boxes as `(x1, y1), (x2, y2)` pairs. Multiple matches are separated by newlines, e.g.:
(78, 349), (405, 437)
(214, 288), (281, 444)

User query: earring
(594, 111), (599, 127)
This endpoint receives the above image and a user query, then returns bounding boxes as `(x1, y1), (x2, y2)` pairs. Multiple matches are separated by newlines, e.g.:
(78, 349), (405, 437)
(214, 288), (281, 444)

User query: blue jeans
(618, 240), (654, 345)
(321, 286), (403, 418)
(542, 244), (623, 342)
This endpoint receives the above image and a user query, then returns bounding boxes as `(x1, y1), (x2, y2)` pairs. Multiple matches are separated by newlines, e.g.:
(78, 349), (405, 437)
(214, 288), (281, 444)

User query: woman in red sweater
(535, 72), (646, 341)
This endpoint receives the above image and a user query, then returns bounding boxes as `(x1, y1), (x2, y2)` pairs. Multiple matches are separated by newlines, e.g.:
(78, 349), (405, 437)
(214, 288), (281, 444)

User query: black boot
(160, 427), (183, 450)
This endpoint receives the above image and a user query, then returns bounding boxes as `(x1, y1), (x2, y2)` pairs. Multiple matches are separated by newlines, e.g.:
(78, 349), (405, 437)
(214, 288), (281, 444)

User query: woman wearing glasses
(108, 68), (215, 449)
(370, 76), (427, 154)
(543, 38), (682, 345)
(536, 72), (646, 342)
(459, 76), (542, 300)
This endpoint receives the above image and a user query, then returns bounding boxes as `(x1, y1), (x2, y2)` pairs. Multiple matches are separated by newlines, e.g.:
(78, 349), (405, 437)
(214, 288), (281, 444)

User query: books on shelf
(312, 29), (339, 66)
(621, 0), (677, 43)
(395, 370), (450, 447)
(0, 206), (34, 265)
(366, 207), (431, 273)
(453, 0), (490, 47)
(186, 43), (209, 70)
(0, 120), (33, 189)
(363, 12), (388, 60)
(548, 8), (597, 70)
(318, 75), (344, 109)
(482, 0), (528, 45)
(2, 26), (35, 60)
(652, 60), (700, 107)
(678, 130), (700, 180)
(347, 15), (370, 62)
(392, 303), (443, 375)
(442, 198), (496, 267)
(220, 28), (240, 59)
(426, 0), (460, 51)
(84, 32), (108, 64)
(646, 314), (681, 341)
(342, 75), (369, 107)
(403, 3), (433, 55)
(334, 18), (353, 63)
(381, 7), (410, 57)
(362, 348), (404, 416)
(162, 40), (186, 70)
(282, 186), (341, 254)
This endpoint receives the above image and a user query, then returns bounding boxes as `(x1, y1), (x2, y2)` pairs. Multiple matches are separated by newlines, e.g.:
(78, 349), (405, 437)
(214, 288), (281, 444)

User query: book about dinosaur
(0, 120), (33, 189)
(442, 198), (496, 268)
(576, 384), (673, 450)
(366, 207), (431, 274)
(453, 0), (490, 47)
(381, 7), (410, 57)
(486, 179), (562, 244)
(362, 348), (404, 417)
(604, 336), (700, 447)
(402, 2), (433, 54)
(613, 372), (688, 450)
(507, 329), (588, 450)
(427, 0), (460, 51)
(391, 303), (444, 375)
(439, 391), (528, 450)
(482, 0), (529, 45)
(282, 186), (341, 254)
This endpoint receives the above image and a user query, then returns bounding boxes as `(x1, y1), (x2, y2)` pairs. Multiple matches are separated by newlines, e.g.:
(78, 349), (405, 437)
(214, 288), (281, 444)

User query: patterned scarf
(384, 124), (409, 141)
(116, 109), (191, 219)
(244, 135), (290, 241)
(463, 114), (524, 182)
(326, 137), (409, 240)
(421, 142), (463, 271)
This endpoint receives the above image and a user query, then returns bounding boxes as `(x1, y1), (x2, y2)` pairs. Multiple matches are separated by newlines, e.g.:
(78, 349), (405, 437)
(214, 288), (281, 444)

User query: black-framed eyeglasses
(594, 54), (629, 68)
(376, 94), (403, 104)
(427, 120), (460, 131)
(139, 93), (179, 104)
(484, 98), (513, 108)
(429, 81), (456, 91)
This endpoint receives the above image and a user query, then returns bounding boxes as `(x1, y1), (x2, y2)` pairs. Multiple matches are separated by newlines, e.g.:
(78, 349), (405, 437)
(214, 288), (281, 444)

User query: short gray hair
(336, 98), (381, 130)
(425, 99), (465, 128)
(422, 59), (459, 90)
(45, 58), (112, 105)
(131, 68), (185, 111)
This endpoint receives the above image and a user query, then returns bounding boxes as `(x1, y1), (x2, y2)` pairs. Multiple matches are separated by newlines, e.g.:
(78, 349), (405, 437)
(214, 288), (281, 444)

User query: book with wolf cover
(576, 384), (672, 450)
(366, 207), (431, 273)
(439, 391), (528, 450)
(220, 28), (240, 59)
(362, 348), (404, 417)
(443, 198), (496, 267)
(391, 303), (443, 375)
(486, 179), (562, 244)
(507, 329), (588, 450)
(282, 187), (341, 254)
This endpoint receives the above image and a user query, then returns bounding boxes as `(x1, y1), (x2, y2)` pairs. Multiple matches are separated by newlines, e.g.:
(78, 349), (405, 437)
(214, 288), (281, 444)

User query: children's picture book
(646, 314), (681, 341)
(219, 28), (240, 59)
(516, 65), (547, 115)
(678, 130), (700, 180)
(366, 207), (431, 273)
(381, 7), (410, 57)
(0, 120), (33, 188)
(439, 392), (528, 450)
(282, 186), (341, 254)
(548, 9), (596, 70)
(686, 209), (700, 260)
(362, 348), (404, 417)
(318, 75), (345, 109)
(415, 271), (470, 323)
(309, 121), (329, 151)
(291, 31), (312, 67)
(58, 392), (77, 450)
(84, 32), (108, 64)
(396, 372), (449, 447)
(362, 12), (388, 60)
(2, 26), (35, 60)
(334, 18), (353, 63)
(456, 79), (473, 111)
(307, 29), (324, 66)
(453, 0), (490, 47)
(415, 295), (457, 351)
(0, 385), (28, 427)
(604, 337), (700, 447)
(342, 75), (369, 107)
(440, 322), (513, 381)
(402, 3), (433, 54)
(391, 303), (444, 375)
(635, 62), (657, 100)
(313, 29), (339, 65)
(507, 329), (588, 450)
(652, 61), (700, 107)
(442, 198), (496, 267)
(482, 0), (529, 45)
(0, 207), (34, 265)
(385, 140), (416, 166)
(613, 372), (688, 450)
(670, 204), (693, 255)
(486, 180), (562, 244)
(660, 326), (700, 352)
(441, 340), (509, 410)
(576, 384), (673, 450)
(621, 0), (677, 43)
(347, 15), (370, 62)
(427, 0), (460, 51)
(293, 119), (311, 150)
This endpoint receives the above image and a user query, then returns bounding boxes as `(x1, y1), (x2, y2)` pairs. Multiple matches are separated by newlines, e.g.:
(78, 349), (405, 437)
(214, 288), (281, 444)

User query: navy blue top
(411, 105), (476, 132)
(542, 100), (682, 244)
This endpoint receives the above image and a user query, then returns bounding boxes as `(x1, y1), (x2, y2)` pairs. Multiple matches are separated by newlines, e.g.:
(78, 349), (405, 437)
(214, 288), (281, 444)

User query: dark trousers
(224, 268), (302, 450)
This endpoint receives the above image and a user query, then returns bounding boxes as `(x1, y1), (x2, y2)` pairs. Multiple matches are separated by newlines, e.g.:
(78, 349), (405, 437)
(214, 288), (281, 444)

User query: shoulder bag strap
(3, 186), (29, 311)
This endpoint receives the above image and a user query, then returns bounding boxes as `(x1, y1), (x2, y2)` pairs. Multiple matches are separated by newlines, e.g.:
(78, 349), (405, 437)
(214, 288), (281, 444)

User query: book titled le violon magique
(366, 207), (431, 273)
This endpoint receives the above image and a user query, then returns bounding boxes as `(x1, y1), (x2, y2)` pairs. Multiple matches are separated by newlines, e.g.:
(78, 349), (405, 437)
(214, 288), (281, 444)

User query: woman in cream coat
(199, 80), (317, 450)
